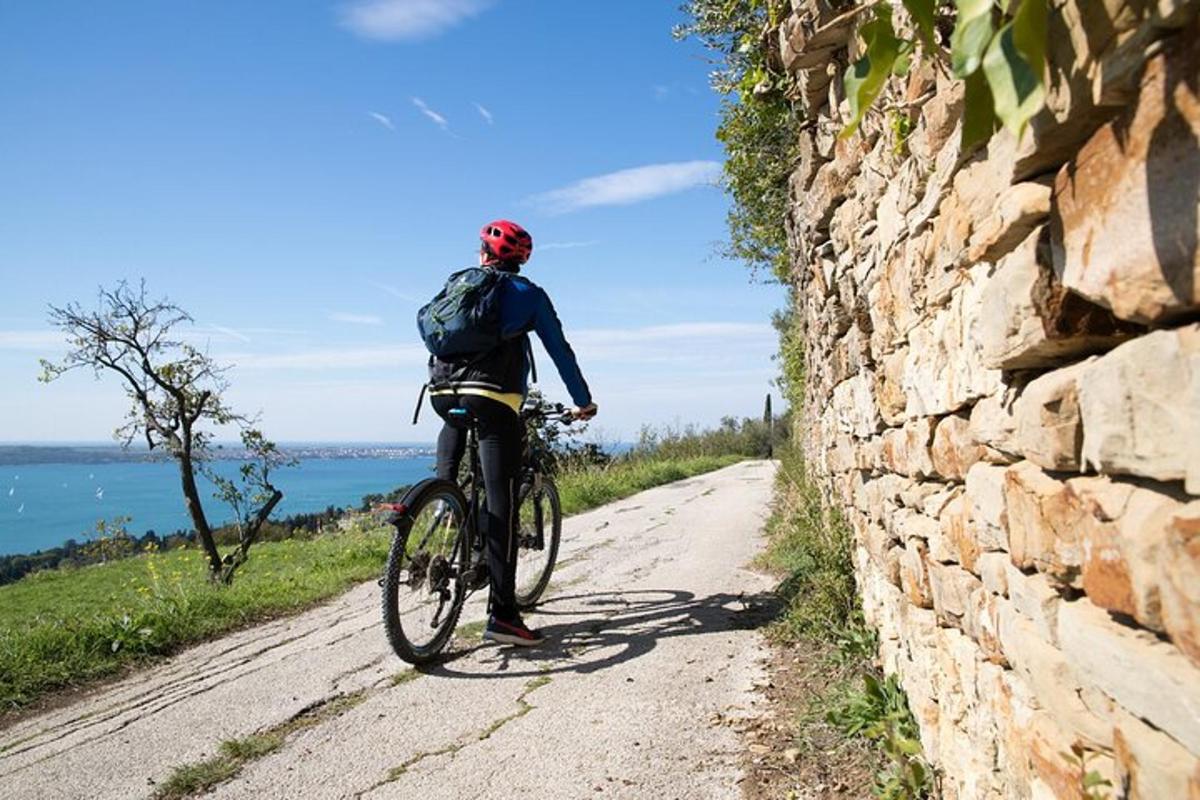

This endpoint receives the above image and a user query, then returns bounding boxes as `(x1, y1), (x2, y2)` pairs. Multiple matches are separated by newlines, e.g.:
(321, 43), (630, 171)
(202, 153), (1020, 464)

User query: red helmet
(480, 219), (533, 264)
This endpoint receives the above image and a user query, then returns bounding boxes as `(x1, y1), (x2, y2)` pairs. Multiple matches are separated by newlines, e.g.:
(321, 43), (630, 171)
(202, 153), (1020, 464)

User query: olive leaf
(951, 0), (995, 77)
(982, 18), (1046, 135)
(901, 0), (938, 49)
(840, 5), (903, 139)
(1012, 0), (1048, 79)
(961, 67), (999, 149)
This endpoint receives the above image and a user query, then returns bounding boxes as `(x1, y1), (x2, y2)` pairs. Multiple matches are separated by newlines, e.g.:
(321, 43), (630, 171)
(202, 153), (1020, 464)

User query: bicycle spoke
(383, 484), (469, 660)
(514, 481), (560, 608)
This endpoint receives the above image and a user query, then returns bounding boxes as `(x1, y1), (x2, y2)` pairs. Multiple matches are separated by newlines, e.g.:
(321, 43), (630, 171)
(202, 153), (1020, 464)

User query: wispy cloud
(652, 84), (670, 100)
(574, 322), (773, 346)
(527, 161), (721, 215)
(562, 322), (775, 367)
(224, 345), (427, 370)
(412, 97), (449, 131)
(369, 281), (422, 304)
(473, 102), (494, 125)
(0, 330), (65, 350)
(209, 325), (251, 343)
(537, 240), (599, 252)
(329, 312), (384, 326)
(368, 111), (395, 131)
(186, 326), (305, 345)
(339, 0), (495, 41)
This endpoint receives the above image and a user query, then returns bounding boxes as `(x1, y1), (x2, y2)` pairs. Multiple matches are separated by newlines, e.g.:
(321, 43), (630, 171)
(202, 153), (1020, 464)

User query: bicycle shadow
(417, 587), (782, 681)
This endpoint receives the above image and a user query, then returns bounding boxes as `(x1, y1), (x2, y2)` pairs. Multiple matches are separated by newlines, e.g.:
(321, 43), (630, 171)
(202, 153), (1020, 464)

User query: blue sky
(0, 0), (783, 443)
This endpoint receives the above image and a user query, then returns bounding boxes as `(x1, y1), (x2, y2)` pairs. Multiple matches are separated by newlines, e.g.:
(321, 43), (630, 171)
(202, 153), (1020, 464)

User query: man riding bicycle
(426, 219), (597, 647)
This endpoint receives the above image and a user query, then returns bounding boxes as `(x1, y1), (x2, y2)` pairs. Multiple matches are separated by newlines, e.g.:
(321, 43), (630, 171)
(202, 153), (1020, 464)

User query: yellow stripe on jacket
(428, 387), (523, 414)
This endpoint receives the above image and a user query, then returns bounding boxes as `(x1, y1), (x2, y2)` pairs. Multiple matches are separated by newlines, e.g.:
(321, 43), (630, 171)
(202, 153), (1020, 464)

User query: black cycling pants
(431, 394), (523, 618)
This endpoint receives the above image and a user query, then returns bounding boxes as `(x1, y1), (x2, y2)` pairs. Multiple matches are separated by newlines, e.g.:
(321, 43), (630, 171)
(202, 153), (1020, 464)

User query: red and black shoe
(483, 613), (545, 647)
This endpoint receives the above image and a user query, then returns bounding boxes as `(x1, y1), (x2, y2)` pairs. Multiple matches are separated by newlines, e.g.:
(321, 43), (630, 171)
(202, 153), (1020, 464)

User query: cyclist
(428, 219), (597, 647)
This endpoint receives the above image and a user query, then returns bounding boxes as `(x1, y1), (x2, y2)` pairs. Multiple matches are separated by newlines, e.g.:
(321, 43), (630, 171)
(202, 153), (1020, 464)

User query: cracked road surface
(0, 460), (778, 799)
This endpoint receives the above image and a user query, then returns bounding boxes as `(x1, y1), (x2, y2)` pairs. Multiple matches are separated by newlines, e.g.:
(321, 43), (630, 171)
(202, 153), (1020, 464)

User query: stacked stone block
(781, 2), (1200, 797)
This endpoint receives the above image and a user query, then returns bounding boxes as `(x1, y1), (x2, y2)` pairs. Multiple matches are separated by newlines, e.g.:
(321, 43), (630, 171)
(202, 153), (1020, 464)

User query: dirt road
(0, 460), (778, 800)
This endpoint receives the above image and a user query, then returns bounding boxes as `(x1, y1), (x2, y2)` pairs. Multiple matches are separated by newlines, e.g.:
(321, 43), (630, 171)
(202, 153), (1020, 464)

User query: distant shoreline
(0, 443), (436, 467)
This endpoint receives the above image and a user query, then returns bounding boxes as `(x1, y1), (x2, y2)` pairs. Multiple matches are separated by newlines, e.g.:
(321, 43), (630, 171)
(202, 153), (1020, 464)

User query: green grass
(555, 454), (742, 514)
(0, 524), (392, 713)
(759, 446), (929, 799)
(454, 620), (486, 642)
(0, 452), (747, 713)
(390, 668), (421, 686)
(152, 691), (366, 799)
(757, 447), (861, 646)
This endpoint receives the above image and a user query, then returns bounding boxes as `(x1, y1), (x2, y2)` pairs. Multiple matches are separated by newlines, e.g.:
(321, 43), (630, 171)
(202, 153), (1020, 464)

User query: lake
(0, 449), (437, 556)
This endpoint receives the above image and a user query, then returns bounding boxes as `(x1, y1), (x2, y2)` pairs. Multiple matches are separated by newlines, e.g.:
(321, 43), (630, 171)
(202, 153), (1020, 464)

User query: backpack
(416, 267), (509, 359)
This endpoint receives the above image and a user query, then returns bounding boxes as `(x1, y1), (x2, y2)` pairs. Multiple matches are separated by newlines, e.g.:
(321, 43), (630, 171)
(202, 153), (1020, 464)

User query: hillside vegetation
(0, 418), (778, 715)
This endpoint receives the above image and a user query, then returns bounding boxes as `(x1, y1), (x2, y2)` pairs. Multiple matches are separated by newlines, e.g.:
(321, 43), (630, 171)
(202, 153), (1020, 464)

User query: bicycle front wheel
(382, 478), (469, 664)
(514, 478), (562, 609)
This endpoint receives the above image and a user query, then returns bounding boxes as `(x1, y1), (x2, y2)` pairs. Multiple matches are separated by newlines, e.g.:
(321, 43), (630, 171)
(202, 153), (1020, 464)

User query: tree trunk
(176, 450), (221, 577)
(219, 487), (283, 584)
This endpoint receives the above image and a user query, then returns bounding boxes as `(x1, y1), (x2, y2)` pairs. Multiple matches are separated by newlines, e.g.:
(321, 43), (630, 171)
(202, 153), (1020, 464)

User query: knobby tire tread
(381, 478), (468, 664)
(515, 478), (562, 610)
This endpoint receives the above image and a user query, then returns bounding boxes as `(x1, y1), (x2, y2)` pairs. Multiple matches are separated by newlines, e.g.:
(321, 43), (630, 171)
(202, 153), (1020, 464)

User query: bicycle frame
(442, 401), (570, 592)
(378, 398), (570, 661)
(442, 408), (488, 598)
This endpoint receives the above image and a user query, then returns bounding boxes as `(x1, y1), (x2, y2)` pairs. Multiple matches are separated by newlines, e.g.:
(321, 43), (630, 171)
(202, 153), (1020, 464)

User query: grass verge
(755, 446), (931, 800)
(555, 454), (741, 515)
(0, 452), (745, 714)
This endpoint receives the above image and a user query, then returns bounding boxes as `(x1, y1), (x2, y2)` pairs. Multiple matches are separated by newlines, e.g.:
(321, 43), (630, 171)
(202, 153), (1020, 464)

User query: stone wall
(780, 2), (1200, 797)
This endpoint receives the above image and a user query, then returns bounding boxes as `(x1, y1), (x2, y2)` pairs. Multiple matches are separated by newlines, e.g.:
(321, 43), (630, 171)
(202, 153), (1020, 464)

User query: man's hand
(573, 403), (598, 421)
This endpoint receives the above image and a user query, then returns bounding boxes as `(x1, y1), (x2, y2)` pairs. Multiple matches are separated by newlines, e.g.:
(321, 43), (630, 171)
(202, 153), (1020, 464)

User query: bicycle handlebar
(521, 400), (576, 426)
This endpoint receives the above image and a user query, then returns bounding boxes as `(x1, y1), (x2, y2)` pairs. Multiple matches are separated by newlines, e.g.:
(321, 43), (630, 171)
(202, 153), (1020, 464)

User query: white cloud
(653, 84), (670, 100)
(473, 102), (494, 125)
(369, 281), (422, 304)
(566, 322), (774, 365)
(411, 97), (449, 130)
(573, 322), (772, 345)
(528, 161), (721, 214)
(206, 325), (251, 343)
(340, 0), (494, 41)
(329, 312), (384, 326)
(368, 111), (395, 131)
(537, 240), (598, 252)
(524, 321), (778, 436)
(223, 345), (427, 370)
(0, 330), (67, 350)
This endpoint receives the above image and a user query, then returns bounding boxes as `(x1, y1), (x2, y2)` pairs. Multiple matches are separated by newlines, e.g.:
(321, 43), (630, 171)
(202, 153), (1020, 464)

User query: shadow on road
(419, 588), (782, 681)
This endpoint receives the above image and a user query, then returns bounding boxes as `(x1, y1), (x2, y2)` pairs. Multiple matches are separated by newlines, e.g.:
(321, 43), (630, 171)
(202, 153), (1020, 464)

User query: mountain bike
(378, 399), (572, 664)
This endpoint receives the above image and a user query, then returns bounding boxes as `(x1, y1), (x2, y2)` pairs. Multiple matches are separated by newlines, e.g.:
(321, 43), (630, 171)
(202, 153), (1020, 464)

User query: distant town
(0, 444), (435, 466)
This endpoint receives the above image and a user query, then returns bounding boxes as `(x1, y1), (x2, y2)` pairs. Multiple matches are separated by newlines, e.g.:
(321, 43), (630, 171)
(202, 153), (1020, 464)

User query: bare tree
(40, 281), (285, 584)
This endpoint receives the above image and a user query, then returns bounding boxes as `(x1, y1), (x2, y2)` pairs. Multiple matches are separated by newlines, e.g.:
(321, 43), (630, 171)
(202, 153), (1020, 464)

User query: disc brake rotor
(405, 551), (431, 590)
(427, 554), (451, 594)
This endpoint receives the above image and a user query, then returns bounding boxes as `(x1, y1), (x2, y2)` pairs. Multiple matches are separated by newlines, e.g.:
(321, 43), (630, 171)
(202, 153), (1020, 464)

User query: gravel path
(0, 460), (778, 800)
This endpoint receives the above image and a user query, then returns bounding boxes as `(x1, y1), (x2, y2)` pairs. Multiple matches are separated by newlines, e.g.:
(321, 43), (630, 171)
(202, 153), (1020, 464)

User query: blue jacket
(497, 275), (591, 407)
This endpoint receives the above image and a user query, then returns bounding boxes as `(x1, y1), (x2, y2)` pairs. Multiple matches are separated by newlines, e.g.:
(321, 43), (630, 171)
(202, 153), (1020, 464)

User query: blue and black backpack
(416, 267), (509, 359)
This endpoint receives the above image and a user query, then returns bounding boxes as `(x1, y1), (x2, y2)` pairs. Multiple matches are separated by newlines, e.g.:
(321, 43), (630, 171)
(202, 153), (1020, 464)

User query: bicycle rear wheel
(381, 478), (469, 664)
(514, 478), (562, 609)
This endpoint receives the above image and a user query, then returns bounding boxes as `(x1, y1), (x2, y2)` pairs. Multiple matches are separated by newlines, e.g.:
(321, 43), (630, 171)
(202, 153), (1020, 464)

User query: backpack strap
(411, 381), (427, 425)
(525, 336), (538, 385)
(412, 356), (433, 425)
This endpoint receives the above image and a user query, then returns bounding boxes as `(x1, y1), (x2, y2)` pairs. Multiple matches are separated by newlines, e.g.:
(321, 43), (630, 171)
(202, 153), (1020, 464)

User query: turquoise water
(0, 456), (436, 556)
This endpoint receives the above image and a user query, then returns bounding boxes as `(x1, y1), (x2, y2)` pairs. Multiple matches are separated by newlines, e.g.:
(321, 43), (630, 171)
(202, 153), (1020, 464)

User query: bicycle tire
(514, 478), (562, 609)
(381, 478), (470, 664)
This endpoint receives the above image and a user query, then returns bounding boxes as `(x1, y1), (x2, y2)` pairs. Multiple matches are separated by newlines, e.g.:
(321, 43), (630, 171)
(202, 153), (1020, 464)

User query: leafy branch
(841, 0), (1050, 148)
